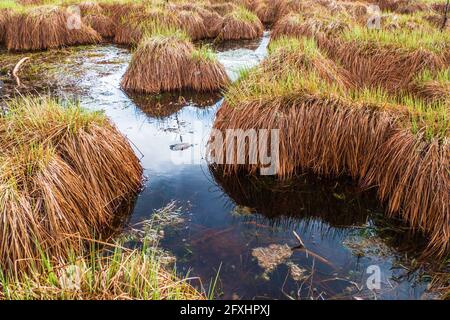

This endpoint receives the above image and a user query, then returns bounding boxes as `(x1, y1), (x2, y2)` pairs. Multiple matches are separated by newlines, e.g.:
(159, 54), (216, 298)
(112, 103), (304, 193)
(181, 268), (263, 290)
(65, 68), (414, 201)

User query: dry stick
(12, 57), (30, 87)
(292, 231), (334, 269)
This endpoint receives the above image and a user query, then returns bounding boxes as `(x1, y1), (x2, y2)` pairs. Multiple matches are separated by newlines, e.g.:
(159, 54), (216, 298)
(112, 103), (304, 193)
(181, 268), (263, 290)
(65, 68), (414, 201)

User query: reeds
(121, 30), (229, 94)
(0, 97), (142, 271)
(5, 6), (101, 51)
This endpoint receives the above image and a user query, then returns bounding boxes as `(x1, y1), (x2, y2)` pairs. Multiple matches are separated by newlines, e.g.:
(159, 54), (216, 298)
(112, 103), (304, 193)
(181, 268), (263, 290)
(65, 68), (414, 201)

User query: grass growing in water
(0, 242), (203, 300)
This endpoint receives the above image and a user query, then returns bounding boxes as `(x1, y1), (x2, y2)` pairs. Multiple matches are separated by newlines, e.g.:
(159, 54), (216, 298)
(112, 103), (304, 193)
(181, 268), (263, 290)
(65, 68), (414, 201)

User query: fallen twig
(13, 57), (30, 87)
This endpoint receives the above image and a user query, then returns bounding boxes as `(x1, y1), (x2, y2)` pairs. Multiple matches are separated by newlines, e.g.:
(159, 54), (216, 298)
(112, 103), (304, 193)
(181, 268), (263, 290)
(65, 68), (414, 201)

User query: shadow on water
(158, 166), (430, 300)
(126, 91), (222, 120)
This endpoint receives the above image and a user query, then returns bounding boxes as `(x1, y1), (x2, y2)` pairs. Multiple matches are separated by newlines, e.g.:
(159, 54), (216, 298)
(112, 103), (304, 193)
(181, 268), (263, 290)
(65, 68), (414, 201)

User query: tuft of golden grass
(113, 7), (180, 46)
(317, 26), (450, 95)
(0, 8), (11, 44)
(121, 30), (229, 94)
(82, 13), (117, 39)
(175, 10), (209, 41)
(271, 11), (351, 40)
(5, 5), (101, 51)
(217, 6), (264, 40)
(0, 96), (142, 271)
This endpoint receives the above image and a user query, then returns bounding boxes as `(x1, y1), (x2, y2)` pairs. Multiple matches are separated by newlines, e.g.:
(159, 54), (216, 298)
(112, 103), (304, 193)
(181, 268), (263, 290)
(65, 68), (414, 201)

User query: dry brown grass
(0, 241), (204, 300)
(0, 9), (11, 44)
(121, 31), (194, 93)
(175, 10), (209, 40)
(363, 130), (449, 256)
(99, 0), (146, 22)
(214, 95), (449, 257)
(206, 2), (238, 16)
(5, 6), (101, 51)
(377, 0), (431, 13)
(16, 0), (45, 4)
(317, 31), (449, 94)
(113, 8), (179, 46)
(271, 12), (350, 40)
(121, 30), (229, 94)
(217, 7), (264, 40)
(77, 1), (104, 15)
(82, 14), (117, 38)
(0, 97), (142, 271)
(188, 46), (230, 92)
(195, 6), (224, 38)
(254, 0), (288, 25)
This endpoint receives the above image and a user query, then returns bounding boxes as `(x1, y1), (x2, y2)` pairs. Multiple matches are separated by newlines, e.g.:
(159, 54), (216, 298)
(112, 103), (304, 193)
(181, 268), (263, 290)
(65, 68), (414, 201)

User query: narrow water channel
(0, 33), (433, 299)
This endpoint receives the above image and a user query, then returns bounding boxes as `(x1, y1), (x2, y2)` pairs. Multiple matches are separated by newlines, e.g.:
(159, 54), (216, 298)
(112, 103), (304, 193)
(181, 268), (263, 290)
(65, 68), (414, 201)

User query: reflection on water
(0, 32), (434, 300)
(159, 166), (429, 300)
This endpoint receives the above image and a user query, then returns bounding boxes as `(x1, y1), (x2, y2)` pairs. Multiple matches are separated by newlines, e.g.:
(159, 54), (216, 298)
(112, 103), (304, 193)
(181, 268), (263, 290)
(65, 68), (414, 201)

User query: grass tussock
(213, 36), (449, 257)
(271, 11), (351, 40)
(205, 2), (238, 16)
(0, 241), (203, 300)
(0, 9), (11, 44)
(318, 26), (450, 94)
(120, 30), (193, 93)
(5, 6), (101, 51)
(121, 30), (229, 93)
(82, 13), (116, 38)
(377, 0), (431, 14)
(188, 45), (230, 92)
(113, 7), (179, 46)
(217, 6), (264, 40)
(0, 97), (142, 271)
(194, 5), (224, 38)
(175, 10), (209, 40)
(411, 68), (450, 103)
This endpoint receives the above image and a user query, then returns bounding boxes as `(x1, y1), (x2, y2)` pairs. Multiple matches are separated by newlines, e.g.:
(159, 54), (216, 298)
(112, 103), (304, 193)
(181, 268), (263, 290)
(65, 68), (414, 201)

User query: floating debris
(164, 127), (180, 133)
(287, 262), (309, 282)
(170, 143), (193, 151)
(343, 235), (393, 258)
(231, 205), (256, 216)
(252, 244), (292, 274)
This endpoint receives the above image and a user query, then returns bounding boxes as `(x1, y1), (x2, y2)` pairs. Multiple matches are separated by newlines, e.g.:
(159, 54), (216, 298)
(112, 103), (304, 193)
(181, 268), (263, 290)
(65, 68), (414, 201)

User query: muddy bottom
(0, 33), (439, 300)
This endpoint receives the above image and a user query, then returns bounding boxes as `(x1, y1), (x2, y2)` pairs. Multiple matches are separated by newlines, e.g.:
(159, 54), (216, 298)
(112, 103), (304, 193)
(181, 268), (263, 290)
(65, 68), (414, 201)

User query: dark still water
(0, 33), (434, 299)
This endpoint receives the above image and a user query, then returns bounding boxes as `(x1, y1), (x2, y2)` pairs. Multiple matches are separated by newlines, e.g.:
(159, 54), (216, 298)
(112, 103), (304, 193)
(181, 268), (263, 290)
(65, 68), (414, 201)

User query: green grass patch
(229, 6), (260, 23)
(191, 45), (217, 62)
